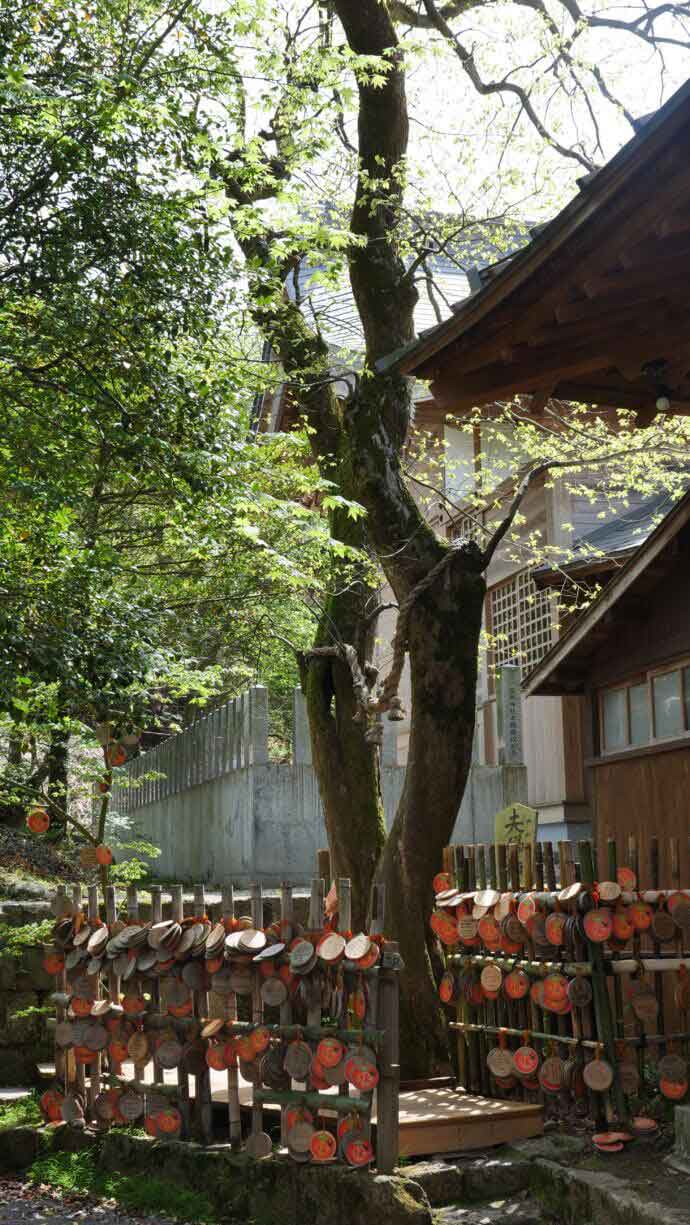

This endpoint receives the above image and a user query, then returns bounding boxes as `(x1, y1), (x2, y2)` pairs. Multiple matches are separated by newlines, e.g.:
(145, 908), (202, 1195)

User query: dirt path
(0, 1182), (178, 1225)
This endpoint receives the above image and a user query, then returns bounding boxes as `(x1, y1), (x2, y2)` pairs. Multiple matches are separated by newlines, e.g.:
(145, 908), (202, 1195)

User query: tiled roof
(286, 220), (530, 365)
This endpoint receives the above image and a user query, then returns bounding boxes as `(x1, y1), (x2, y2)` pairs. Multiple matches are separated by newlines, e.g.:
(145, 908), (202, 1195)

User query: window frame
(598, 658), (690, 756)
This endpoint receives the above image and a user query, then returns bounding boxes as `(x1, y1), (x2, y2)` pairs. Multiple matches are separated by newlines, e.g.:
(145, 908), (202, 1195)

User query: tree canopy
(3, 0), (690, 1071)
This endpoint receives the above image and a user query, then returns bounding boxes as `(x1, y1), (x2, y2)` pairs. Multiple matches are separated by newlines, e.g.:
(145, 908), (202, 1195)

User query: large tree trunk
(223, 0), (490, 1076)
(378, 564), (485, 1074)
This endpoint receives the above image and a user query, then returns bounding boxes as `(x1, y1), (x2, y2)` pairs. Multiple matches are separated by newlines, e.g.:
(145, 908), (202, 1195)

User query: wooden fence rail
(434, 834), (690, 1129)
(41, 868), (399, 1171)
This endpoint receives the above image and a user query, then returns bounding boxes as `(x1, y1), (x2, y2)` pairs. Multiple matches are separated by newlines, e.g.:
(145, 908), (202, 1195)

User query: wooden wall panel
(593, 743), (690, 882)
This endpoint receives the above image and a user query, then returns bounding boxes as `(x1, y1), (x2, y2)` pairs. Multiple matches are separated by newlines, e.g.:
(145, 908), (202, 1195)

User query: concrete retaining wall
(112, 687), (528, 886)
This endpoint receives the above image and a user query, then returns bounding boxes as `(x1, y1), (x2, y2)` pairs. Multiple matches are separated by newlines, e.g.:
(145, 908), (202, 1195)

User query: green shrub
(28, 1149), (218, 1222)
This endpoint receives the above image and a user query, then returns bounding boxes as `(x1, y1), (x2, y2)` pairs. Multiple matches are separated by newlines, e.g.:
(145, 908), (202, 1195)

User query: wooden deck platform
(396, 1085), (543, 1155)
(39, 1063), (543, 1156)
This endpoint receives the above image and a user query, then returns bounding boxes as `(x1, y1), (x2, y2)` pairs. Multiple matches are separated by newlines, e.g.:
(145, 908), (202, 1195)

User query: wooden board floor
(39, 1062), (543, 1156)
(395, 1085), (543, 1156)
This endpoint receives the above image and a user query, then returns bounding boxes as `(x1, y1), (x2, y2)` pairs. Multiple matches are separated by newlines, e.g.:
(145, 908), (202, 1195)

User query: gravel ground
(0, 1182), (179, 1225)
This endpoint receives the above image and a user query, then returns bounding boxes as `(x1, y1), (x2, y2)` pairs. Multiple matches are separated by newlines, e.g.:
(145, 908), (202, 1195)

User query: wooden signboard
(494, 802), (537, 845)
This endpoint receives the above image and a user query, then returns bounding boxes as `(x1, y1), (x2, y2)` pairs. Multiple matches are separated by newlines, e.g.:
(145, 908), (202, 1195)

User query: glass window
(629, 683), (650, 746)
(653, 670), (683, 739)
(603, 689), (627, 750)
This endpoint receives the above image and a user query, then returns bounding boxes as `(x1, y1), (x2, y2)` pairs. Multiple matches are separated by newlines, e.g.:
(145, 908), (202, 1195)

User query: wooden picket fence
(434, 834), (690, 1129)
(42, 869), (400, 1171)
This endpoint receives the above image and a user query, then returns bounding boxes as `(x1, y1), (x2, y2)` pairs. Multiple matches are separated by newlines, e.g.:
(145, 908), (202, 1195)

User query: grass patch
(0, 1092), (42, 1132)
(28, 1149), (219, 1222)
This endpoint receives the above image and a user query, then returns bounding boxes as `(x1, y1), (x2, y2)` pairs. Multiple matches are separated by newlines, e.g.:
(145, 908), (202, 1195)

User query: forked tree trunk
(377, 566), (485, 1074)
(302, 507), (387, 931)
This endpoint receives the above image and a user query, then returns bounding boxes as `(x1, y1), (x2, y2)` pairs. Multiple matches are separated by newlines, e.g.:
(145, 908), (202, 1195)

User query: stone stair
(404, 1152), (543, 1224)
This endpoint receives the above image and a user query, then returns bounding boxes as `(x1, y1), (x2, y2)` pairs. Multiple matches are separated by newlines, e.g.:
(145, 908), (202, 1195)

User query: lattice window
(489, 570), (555, 674)
(450, 513), (483, 544)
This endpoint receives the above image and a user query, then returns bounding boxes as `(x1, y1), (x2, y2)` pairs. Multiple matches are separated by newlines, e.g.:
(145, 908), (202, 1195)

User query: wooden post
(451, 846), (468, 1091)
(606, 839), (625, 1039)
(53, 887), (68, 1093)
(250, 882), (264, 1141)
(534, 842), (544, 892)
(317, 848), (332, 889)
(221, 884), (241, 1150)
(279, 882), (294, 1146)
(72, 885), (86, 1107)
(371, 883), (386, 937)
(86, 885), (101, 1121)
(543, 843), (556, 892)
(649, 838), (665, 1036)
(376, 941), (400, 1174)
(487, 844), (497, 890)
(628, 834), (644, 1079)
(171, 885), (190, 1136)
(579, 840), (628, 1123)
(149, 887), (164, 1084)
(476, 845), (487, 891)
(194, 884), (213, 1143)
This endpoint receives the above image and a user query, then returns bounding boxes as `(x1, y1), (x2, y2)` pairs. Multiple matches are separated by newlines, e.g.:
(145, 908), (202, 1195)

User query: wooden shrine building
(524, 490), (690, 877)
(381, 77), (690, 425)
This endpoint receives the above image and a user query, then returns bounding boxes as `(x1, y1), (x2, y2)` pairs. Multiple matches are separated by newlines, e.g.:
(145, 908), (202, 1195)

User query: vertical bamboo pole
(72, 885), (86, 1108)
(534, 842), (544, 892)
(221, 884), (241, 1150)
(543, 843), (556, 892)
(250, 882), (264, 1141)
(86, 884), (101, 1121)
(579, 840), (628, 1123)
(171, 885), (190, 1136)
(452, 846), (468, 1091)
(476, 846), (487, 891)
(460, 847), (479, 1093)
(278, 882), (294, 1147)
(149, 887), (163, 1084)
(376, 941), (400, 1174)
(104, 886), (121, 1080)
(487, 844), (497, 891)
(628, 834), (645, 1080)
(308, 875), (325, 1028)
(606, 840), (625, 1039)
(53, 887), (68, 1093)
(317, 848), (332, 891)
(126, 885), (147, 1088)
(649, 838), (665, 1037)
(193, 884), (213, 1143)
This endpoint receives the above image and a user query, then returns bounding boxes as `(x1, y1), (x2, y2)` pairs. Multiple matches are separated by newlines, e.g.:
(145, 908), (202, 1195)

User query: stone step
(436, 1198), (543, 1225)
(405, 1156), (531, 1207)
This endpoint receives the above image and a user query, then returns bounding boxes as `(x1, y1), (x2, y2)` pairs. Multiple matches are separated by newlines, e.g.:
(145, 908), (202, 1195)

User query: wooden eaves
(379, 78), (690, 425)
(522, 491), (690, 698)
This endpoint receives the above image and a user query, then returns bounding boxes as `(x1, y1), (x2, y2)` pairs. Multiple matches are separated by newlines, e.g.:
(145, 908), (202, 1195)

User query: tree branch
(419, 0), (598, 172)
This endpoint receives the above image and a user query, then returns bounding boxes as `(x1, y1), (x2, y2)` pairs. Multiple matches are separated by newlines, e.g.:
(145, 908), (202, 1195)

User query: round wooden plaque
(344, 933), (371, 962)
(514, 1045), (539, 1077)
(567, 975), (593, 1008)
(480, 964), (502, 994)
(658, 1053), (688, 1082)
(246, 1130), (273, 1159)
(583, 1058), (613, 1091)
(284, 1040), (312, 1081)
(287, 1120), (314, 1153)
(487, 1047), (514, 1079)
(504, 969), (530, 1000)
(261, 976), (288, 1007)
(618, 1061), (640, 1095)
(539, 1056), (564, 1093)
(319, 932), (346, 964)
